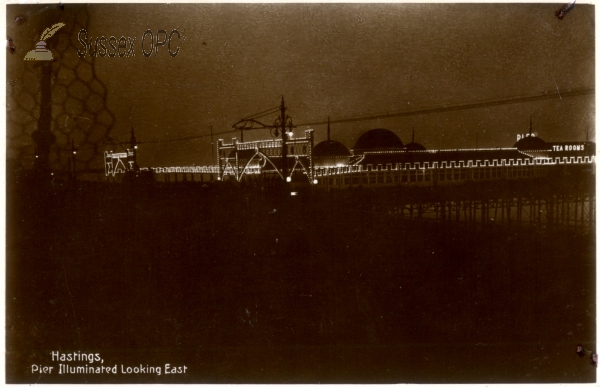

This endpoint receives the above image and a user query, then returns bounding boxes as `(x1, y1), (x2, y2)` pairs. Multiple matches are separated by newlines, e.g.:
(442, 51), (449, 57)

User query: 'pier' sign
(516, 133), (537, 141)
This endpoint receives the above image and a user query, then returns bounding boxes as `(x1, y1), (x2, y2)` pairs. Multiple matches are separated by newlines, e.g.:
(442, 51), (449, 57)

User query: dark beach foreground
(6, 176), (596, 383)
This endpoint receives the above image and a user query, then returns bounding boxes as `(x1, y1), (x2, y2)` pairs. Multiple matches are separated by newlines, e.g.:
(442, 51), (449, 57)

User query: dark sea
(6, 176), (596, 383)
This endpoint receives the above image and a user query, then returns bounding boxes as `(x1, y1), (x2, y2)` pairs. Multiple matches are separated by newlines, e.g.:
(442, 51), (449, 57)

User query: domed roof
(514, 136), (549, 151)
(406, 142), (426, 151)
(353, 128), (403, 151)
(313, 140), (351, 157)
(405, 129), (426, 151)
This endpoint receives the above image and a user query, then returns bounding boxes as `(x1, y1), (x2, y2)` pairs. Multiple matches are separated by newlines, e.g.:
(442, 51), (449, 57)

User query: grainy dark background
(6, 180), (597, 383)
(6, 3), (594, 169)
(5, 2), (596, 384)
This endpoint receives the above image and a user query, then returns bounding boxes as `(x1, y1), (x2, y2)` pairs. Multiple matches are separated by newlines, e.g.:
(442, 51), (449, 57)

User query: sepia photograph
(5, 1), (596, 383)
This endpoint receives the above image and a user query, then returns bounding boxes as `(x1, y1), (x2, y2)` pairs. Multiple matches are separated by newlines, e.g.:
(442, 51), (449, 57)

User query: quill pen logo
(24, 22), (65, 61)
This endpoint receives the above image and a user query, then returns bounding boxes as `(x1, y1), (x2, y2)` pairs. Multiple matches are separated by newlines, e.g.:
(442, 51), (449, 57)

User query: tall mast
(130, 126), (138, 171)
(529, 116), (533, 136)
(281, 96), (288, 180)
(210, 125), (215, 165)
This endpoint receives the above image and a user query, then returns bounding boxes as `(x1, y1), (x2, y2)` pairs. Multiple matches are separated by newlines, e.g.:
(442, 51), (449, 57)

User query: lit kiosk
(103, 128), (140, 181)
(216, 131), (315, 185)
(513, 120), (551, 159)
(218, 97), (316, 187)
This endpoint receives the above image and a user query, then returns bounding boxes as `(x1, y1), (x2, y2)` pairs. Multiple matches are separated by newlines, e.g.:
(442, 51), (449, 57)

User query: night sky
(6, 3), (595, 170)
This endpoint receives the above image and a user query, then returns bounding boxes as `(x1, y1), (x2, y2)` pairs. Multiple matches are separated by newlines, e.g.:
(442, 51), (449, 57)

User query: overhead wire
(243, 105), (280, 119)
(28, 88), (594, 157)
(244, 109), (281, 121)
(138, 130), (236, 144)
(43, 129), (236, 155)
(296, 88), (594, 127)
